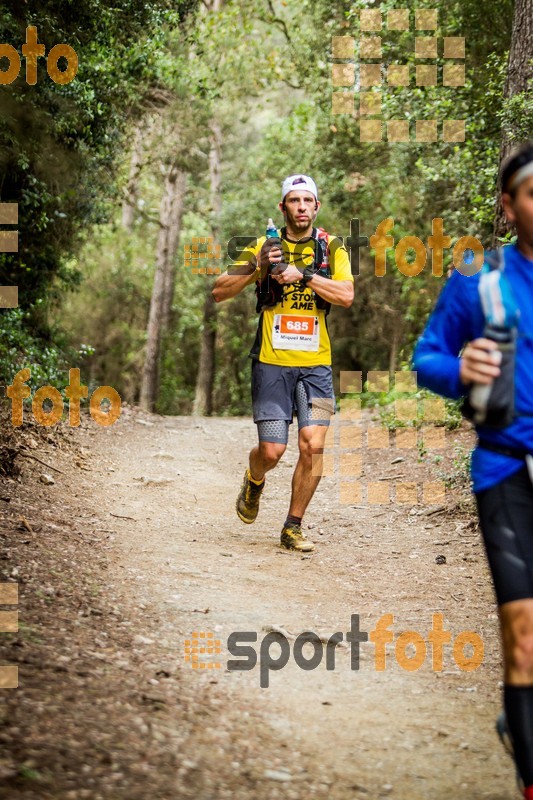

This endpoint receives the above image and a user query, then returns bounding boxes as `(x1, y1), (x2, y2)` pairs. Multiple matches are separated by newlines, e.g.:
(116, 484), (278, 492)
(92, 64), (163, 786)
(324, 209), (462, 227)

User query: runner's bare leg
(249, 442), (286, 482)
(288, 424), (328, 517)
(500, 599), (533, 683)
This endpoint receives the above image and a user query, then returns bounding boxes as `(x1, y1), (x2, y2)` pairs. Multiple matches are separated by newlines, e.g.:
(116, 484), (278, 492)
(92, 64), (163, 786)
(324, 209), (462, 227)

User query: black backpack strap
(311, 228), (328, 268)
(255, 227), (332, 313)
(255, 231), (284, 312)
(311, 228), (331, 314)
(477, 439), (528, 460)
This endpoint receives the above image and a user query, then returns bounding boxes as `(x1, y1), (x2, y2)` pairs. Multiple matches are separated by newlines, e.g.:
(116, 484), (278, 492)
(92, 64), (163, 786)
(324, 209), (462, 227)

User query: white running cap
(281, 174), (318, 201)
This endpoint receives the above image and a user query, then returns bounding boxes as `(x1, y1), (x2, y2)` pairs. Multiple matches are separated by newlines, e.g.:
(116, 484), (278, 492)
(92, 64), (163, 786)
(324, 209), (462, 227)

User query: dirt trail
(0, 408), (518, 799)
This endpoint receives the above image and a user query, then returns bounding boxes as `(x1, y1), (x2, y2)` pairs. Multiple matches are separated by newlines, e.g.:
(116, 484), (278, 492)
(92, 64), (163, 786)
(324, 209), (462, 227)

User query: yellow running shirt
(238, 229), (353, 367)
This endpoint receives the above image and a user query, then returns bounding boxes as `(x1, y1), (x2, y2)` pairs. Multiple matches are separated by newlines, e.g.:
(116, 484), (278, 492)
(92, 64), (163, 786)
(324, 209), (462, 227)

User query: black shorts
(476, 465), (533, 605)
(251, 361), (335, 444)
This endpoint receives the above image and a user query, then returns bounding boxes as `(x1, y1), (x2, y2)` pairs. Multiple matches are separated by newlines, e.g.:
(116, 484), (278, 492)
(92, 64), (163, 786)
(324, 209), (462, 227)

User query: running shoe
(236, 468), (264, 524)
(496, 712), (523, 792)
(280, 524), (315, 552)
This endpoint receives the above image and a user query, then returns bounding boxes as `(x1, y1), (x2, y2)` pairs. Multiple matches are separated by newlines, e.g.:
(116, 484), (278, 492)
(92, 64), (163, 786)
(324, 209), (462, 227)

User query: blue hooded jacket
(412, 244), (533, 492)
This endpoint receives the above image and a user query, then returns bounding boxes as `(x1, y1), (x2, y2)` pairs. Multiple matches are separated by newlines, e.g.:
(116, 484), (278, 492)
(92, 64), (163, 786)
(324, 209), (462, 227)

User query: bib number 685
(287, 320), (310, 332)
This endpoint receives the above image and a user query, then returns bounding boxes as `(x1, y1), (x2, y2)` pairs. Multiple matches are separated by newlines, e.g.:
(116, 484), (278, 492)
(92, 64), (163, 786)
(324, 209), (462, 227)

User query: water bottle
(462, 248), (518, 429)
(265, 218), (278, 240)
(466, 324), (516, 428)
(265, 218), (284, 276)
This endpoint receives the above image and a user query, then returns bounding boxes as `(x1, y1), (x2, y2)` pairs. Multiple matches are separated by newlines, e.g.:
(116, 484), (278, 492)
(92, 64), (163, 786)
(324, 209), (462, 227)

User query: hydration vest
(255, 227), (332, 315)
(461, 247), (519, 429)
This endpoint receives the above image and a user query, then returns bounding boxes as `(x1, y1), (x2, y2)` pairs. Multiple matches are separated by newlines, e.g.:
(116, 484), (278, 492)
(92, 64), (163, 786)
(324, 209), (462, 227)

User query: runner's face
(503, 175), (533, 246)
(279, 191), (319, 233)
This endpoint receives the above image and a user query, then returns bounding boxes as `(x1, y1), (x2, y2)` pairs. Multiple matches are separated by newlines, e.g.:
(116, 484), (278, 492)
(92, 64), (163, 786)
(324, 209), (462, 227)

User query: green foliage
(0, 0), (198, 373)
(358, 376), (465, 432)
(60, 224), (156, 402)
(0, 308), (69, 387)
(437, 443), (472, 491)
(18, 766), (45, 782)
(2, 0), (519, 417)
(499, 88), (533, 144)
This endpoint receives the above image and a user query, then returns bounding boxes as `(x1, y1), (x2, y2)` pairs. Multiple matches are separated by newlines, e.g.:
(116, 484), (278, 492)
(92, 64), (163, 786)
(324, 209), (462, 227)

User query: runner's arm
(307, 236), (354, 308)
(213, 237), (276, 303)
(304, 274), (354, 308)
(212, 265), (258, 303)
(413, 270), (478, 399)
(212, 239), (261, 303)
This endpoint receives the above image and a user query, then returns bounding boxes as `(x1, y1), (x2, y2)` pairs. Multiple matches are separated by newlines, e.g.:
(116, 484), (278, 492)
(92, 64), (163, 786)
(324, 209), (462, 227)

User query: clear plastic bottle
(265, 218), (284, 275)
(265, 218), (278, 239)
(468, 324), (515, 426)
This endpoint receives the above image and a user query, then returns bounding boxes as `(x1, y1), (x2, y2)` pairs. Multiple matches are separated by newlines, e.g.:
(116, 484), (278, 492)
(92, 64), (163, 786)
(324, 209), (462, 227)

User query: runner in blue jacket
(414, 142), (533, 800)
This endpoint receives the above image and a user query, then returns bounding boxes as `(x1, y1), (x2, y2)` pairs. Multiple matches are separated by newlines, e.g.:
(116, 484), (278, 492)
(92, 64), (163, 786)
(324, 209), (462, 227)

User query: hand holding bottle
(460, 338), (502, 386)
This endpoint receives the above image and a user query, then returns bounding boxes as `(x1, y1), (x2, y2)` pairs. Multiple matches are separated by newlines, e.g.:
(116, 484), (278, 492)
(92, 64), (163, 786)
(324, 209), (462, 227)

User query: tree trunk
(192, 119), (222, 416)
(388, 320), (401, 377)
(122, 117), (153, 231)
(161, 170), (187, 333)
(493, 0), (533, 243)
(140, 162), (186, 411)
(192, 292), (218, 416)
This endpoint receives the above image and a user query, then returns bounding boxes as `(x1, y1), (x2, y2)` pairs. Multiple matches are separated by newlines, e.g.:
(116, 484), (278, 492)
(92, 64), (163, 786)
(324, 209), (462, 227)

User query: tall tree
(140, 158), (187, 411)
(493, 0), (533, 241)
(190, 0), (224, 415)
(0, 0), (197, 311)
(121, 117), (157, 232)
(192, 120), (222, 416)
(161, 170), (188, 334)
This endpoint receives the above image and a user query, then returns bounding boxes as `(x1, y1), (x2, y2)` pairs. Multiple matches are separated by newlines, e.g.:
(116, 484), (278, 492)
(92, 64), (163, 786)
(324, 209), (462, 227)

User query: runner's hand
(258, 241), (283, 270)
(460, 338), (502, 385)
(272, 265), (305, 285)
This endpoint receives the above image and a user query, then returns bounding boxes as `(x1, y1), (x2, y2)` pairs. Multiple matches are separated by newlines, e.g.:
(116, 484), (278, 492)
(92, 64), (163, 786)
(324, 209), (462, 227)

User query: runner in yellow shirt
(213, 175), (354, 551)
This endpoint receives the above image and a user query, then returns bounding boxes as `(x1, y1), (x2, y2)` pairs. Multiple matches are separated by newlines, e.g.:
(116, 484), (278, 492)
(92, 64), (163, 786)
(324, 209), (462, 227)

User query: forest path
(0, 408), (517, 799)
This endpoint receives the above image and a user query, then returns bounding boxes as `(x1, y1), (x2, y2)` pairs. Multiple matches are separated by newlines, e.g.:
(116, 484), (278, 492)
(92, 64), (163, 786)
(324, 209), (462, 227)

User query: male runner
(212, 175), (354, 551)
(413, 142), (533, 798)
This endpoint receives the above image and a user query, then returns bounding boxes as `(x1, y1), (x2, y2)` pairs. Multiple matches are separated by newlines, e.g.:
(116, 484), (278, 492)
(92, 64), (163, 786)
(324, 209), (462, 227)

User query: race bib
(272, 314), (319, 351)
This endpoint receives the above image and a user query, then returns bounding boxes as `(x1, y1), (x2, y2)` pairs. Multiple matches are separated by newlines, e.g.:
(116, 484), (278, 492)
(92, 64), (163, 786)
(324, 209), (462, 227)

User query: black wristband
(300, 267), (316, 287)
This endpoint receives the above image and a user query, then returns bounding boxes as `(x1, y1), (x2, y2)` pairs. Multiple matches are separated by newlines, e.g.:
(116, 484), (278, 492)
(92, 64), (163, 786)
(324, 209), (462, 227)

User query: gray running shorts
(251, 361), (335, 444)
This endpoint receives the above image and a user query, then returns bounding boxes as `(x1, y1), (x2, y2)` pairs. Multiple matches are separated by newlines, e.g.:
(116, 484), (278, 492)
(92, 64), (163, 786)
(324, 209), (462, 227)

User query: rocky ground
(0, 403), (519, 799)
